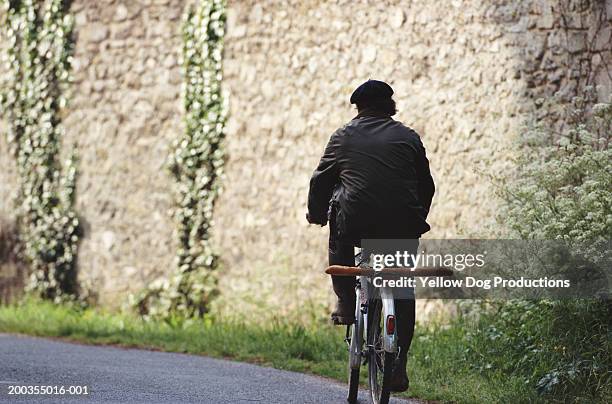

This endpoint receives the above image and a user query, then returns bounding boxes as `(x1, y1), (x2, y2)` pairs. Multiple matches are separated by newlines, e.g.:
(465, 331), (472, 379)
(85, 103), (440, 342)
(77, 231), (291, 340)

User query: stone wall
(211, 0), (612, 318)
(0, 0), (610, 313)
(60, 0), (186, 304)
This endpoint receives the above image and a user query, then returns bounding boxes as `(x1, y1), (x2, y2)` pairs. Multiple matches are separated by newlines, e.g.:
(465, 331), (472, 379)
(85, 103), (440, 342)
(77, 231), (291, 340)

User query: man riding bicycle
(306, 80), (435, 392)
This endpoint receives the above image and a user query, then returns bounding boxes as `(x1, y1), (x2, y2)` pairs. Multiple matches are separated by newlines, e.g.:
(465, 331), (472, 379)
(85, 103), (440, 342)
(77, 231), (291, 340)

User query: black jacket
(308, 111), (435, 242)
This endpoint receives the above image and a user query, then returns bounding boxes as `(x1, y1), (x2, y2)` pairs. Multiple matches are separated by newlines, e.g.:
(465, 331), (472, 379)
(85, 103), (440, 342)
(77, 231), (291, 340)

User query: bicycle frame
(361, 278), (397, 353)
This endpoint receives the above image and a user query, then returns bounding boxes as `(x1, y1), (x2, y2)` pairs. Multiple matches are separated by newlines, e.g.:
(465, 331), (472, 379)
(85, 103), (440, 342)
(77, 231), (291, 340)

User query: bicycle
(326, 254), (452, 404)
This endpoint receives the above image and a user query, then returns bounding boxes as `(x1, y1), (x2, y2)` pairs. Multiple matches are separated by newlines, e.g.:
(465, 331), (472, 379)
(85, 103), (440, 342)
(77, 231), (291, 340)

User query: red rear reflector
(386, 315), (396, 334)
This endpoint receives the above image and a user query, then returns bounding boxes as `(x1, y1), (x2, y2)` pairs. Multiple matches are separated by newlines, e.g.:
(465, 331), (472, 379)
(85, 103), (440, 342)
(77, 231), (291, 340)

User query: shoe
(330, 298), (355, 325)
(330, 276), (356, 325)
(388, 358), (409, 392)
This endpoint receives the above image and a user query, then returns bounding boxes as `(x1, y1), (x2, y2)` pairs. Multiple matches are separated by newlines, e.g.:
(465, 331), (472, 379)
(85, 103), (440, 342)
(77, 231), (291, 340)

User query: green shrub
(464, 299), (610, 401)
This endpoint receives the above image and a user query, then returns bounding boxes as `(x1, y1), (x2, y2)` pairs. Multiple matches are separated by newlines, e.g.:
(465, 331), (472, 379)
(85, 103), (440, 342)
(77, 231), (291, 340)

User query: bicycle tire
(347, 367), (359, 403)
(347, 281), (364, 403)
(368, 300), (393, 404)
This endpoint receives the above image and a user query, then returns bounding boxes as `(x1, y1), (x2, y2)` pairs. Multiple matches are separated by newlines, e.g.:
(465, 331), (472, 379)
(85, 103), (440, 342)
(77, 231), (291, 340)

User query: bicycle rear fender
(380, 287), (397, 353)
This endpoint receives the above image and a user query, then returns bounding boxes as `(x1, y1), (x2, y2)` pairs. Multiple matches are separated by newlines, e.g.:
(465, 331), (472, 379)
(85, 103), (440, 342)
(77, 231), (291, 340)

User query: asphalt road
(0, 334), (415, 403)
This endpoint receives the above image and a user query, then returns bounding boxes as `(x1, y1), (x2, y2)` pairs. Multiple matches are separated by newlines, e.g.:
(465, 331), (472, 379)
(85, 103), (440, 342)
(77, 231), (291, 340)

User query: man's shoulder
(341, 117), (362, 131)
(392, 120), (420, 137)
(334, 117), (422, 142)
(331, 119), (359, 138)
(373, 120), (421, 146)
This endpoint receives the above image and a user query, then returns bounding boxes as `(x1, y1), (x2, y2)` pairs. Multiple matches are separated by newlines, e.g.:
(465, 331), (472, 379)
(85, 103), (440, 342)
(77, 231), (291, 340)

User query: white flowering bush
(0, 0), (80, 302)
(470, 91), (612, 400)
(502, 91), (611, 248)
(133, 0), (226, 320)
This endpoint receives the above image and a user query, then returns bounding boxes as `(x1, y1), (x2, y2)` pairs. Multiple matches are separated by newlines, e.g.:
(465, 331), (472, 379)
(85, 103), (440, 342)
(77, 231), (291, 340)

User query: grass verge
(0, 299), (540, 403)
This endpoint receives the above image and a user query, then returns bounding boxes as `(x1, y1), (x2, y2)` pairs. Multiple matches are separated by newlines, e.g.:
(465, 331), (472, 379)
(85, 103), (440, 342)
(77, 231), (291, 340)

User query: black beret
(350, 80), (394, 105)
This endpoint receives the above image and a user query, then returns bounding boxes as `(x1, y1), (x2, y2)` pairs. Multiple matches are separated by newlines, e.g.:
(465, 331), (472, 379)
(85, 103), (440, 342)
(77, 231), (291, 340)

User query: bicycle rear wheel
(347, 366), (359, 404)
(368, 299), (394, 404)
(347, 282), (364, 403)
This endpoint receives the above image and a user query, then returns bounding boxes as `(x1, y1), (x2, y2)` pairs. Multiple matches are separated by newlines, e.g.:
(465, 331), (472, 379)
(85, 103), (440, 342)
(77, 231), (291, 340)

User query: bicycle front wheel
(368, 299), (393, 404)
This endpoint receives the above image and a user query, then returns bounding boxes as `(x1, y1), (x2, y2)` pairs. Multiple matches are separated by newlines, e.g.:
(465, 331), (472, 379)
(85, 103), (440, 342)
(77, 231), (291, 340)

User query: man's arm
(307, 134), (339, 226)
(415, 136), (435, 214)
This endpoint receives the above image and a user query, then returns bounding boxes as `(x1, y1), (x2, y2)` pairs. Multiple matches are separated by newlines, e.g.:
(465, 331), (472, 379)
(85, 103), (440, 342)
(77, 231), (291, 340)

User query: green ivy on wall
(133, 0), (227, 320)
(0, 0), (79, 302)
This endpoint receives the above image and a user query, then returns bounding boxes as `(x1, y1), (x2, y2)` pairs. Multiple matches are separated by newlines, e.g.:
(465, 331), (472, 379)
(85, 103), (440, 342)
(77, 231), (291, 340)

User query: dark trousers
(328, 234), (416, 362)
